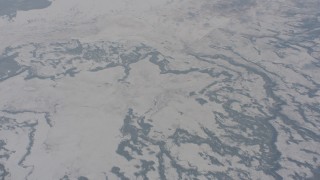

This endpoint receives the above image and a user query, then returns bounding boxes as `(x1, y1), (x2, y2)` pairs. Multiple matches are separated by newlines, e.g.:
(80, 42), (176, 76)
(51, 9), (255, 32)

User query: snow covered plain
(0, 0), (319, 179)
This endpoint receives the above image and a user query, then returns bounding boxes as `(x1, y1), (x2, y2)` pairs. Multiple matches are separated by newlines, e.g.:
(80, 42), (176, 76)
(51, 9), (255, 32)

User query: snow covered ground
(0, 0), (319, 179)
